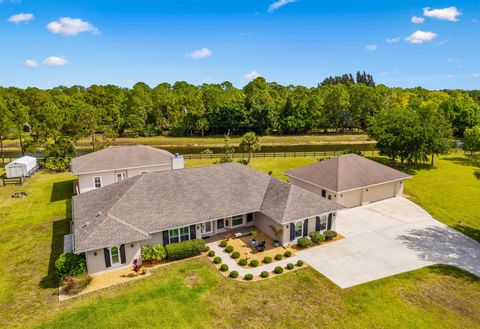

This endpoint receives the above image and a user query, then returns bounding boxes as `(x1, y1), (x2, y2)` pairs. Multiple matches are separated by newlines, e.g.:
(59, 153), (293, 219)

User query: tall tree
(0, 96), (13, 164)
(418, 105), (452, 165)
(462, 126), (480, 154)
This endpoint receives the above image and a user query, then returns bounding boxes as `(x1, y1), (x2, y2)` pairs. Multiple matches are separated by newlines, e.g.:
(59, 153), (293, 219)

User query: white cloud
(186, 48), (213, 59)
(386, 37), (400, 43)
(405, 30), (437, 44)
(43, 56), (68, 66)
(366, 44), (377, 51)
(47, 17), (99, 36)
(473, 73), (480, 78)
(244, 70), (261, 81)
(411, 16), (425, 24)
(423, 6), (461, 22)
(268, 0), (298, 13)
(7, 13), (34, 23)
(23, 59), (38, 68)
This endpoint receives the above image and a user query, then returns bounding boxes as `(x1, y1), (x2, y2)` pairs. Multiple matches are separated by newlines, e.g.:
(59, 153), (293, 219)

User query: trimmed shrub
(166, 239), (207, 260)
(220, 264), (229, 272)
(141, 244), (167, 262)
(238, 259), (248, 266)
(284, 250), (292, 257)
(325, 230), (338, 240)
(297, 237), (312, 248)
(275, 254), (283, 261)
(250, 259), (259, 267)
(213, 256), (222, 264)
(309, 231), (326, 244)
(260, 271), (269, 278)
(286, 263), (294, 270)
(224, 246), (234, 253)
(219, 240), (228, 248)
(231, 251), (240, 259)
(296, 260), (304, 267)
(274, 266), (284, 274)
(244, 274), (253, 281)
(55, 252), (87, 280)
(208, 250), (215, 257)
(237, 159), (249, 165)
(263, 256), (273, 264)
(229, 271), (239, 278)
(204, 246), (210, 252)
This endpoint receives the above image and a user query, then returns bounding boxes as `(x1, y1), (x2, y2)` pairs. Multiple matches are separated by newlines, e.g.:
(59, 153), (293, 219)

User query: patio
(204, 226), (295, 262)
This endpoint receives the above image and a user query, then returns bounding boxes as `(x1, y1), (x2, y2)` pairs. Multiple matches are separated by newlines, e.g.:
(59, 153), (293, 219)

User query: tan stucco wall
(337, 189), (363, 207)
(77, 163), (172, 194)
(363, 182), (396, 204)
(254, 212), (283, 242)
(85, 242), (141, 275)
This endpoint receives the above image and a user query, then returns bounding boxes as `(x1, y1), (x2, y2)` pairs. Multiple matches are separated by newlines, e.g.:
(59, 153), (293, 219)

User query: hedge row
(165, 239), (208, 260)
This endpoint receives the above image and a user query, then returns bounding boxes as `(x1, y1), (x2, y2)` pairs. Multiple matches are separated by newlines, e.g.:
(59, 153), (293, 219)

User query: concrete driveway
(297, 197), (480, 288)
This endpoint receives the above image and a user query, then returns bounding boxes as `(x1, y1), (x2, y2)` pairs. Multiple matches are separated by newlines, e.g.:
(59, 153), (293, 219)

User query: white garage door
(364, 183), (395, 203)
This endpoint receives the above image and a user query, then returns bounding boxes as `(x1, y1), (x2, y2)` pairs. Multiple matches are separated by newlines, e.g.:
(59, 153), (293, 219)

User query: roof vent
(95, 211), (102, 217)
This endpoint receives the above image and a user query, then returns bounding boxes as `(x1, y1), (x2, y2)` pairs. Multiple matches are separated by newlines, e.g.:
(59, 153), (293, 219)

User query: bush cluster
(260, 271), (269, 278)
(250, 259), (259, 267)
(296, 260), (304, 267)
(219, 240), (228, 248)
(275, 254), (283, 261)
(297, 237), (312, 248)
(141, 244), (167, 262)
(213, 256), (222, 264)
(274, 266), (284, 274)
(286, 263), (294, 270)
(263, 256), (273, 264)
(55, 252), (87, 280)
(244, 274), (253, 281)
(284, 250), (292, 257)
(309, 231), (326, 244)
(208, 250), (215, 257)
(238, 259), (248, 266)
(325, 230), (338, 240)
(224, 246), (234, 253)
(165, 239), (207, 260)
(231, 251), (240, 259)
(229, 271), (239, 278)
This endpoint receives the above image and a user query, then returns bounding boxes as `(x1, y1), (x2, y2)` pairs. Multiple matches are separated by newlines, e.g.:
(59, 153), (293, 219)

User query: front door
(201, 221), (213, 236)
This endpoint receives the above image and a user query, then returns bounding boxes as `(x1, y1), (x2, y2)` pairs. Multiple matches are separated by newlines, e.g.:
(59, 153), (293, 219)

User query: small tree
(216, 134), (235, 163)
(462, 126), (480, 155)
(240, 132), (261, 163)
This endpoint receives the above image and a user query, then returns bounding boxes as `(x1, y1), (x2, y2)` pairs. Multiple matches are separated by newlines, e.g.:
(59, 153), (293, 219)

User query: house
(71, 163), (343, 274)
(71, 145), (184, 194)
(285, 154), (411, 208)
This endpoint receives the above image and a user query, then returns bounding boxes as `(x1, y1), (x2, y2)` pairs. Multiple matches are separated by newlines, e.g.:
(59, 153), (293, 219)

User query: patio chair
(256, 241), (266, 252)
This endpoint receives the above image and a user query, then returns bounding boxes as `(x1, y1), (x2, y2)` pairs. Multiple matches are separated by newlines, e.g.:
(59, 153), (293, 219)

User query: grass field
(0, 154), (479, 328)
(2, 134), (372, 152)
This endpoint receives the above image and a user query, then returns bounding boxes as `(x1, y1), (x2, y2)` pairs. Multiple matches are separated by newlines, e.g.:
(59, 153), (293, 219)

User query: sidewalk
(207, 242), (300, 276)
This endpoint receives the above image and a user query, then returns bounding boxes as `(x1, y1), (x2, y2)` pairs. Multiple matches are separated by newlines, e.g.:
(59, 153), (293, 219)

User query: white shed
(5, 156), (38, 178)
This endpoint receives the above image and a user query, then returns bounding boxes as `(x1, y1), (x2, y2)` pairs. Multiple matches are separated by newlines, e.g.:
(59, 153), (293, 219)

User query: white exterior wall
(77, 163), (171, 194)
(85, 242), (141, 275)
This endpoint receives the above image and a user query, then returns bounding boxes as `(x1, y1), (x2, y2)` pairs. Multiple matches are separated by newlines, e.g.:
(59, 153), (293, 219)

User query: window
(110, 246), (120, 264)
(321, 189), (326, 198)
(295, 221), (303, 238)
(319, 215), (327, 231)
(328, 195), (331, 200)
(116, 172), (126, 182)
(232, 215), (243, 227)
(169, 226), (190, 244)
(94, 176), (102, 188)
(217, 218), (224, 229)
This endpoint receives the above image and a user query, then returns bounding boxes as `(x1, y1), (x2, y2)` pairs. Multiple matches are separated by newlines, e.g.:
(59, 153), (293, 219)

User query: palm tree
(240, 132), (261, 163)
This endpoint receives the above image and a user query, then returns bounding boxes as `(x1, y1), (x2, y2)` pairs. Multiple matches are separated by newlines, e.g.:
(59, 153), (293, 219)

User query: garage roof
(285, 154), (411, 192)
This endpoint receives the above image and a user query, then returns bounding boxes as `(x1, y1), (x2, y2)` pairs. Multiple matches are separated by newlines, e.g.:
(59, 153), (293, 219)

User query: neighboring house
(71, 163), (343, 275)
(285, 154), (411, 208)
(71, 145), (184, 194)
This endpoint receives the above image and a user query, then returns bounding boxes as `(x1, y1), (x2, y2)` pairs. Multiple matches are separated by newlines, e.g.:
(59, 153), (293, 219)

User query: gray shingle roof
(285, 154), (411, 192)
(73, 163), (343, 252)
(71, 145), (174, 174)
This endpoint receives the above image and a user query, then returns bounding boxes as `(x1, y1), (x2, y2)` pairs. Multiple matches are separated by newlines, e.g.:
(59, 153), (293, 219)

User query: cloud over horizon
(244, 70), (261, 80)
(405, 30), (437, 44)
(268, 0), (298, 13)
(7, 13), (34, 23)
(423, 6), (462, 22)
(43, 56), (68, 66)
(47, 17), (99, 36)
(23, 59), (38, 68)
(186, 48), (213, 59)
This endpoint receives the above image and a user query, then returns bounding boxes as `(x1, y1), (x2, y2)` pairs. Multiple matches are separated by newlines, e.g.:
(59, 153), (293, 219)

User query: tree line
(0, 72), (479, 166)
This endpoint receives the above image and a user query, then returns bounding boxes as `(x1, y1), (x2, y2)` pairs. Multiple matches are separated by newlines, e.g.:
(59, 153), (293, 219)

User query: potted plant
(250, 230), (257, 247)
(269, 225), (282, 247)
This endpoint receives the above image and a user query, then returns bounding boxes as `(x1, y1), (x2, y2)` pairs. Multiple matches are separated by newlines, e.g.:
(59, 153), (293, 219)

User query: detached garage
(5, 156), (38, 178)
(285, 154), (411, 208)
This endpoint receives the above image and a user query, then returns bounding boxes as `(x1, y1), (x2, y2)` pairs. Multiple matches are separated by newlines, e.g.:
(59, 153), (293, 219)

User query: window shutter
(303, 219), (308, 236)
(315, 217), (320, 231)
(290, 224), (295, 241)
(162, 230), (169, 246)
(327, 213), (333, 230)
(120, 244), (126, 264)
(103, 248), (111, 268)
(190, 225), (196, 239)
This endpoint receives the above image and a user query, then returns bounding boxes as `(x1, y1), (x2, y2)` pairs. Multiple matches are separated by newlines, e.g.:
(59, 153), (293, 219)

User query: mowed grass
(0, 155), (479, 328)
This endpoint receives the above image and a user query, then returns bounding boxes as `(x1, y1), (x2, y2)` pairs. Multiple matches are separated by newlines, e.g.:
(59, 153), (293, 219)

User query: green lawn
(0, 154), (479, 328)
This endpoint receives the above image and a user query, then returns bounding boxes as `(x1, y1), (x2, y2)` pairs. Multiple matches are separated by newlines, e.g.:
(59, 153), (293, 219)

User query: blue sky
(1, 0), (479, 89)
